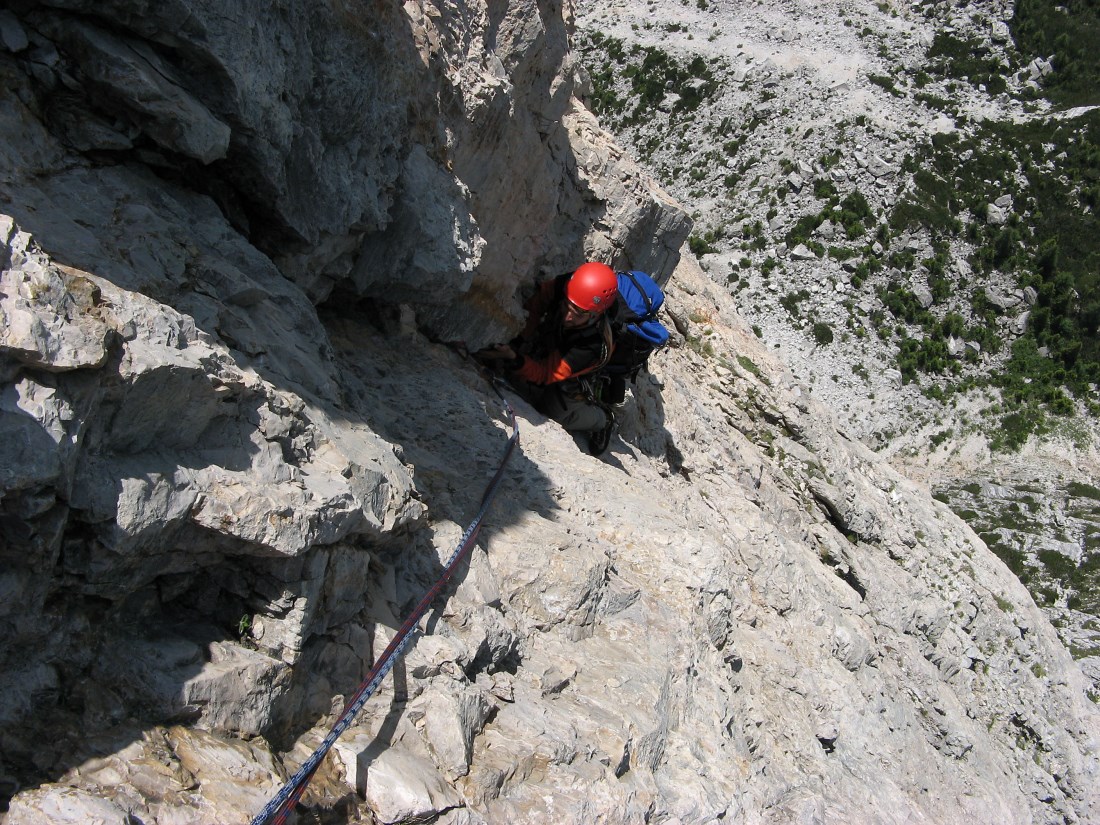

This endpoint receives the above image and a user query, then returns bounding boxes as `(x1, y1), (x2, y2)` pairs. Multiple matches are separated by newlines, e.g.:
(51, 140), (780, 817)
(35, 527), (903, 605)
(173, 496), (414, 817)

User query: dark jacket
(510, 274), (614, 395)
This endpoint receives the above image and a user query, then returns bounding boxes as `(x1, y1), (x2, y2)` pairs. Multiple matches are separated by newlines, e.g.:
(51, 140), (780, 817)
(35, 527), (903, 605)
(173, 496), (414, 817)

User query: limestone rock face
(0, 2), (1098, 825)
(2, 0), (688, 347)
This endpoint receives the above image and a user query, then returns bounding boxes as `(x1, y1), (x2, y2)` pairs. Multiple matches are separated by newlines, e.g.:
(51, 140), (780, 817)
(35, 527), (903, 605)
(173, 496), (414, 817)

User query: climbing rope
(251, 376), (519, 825)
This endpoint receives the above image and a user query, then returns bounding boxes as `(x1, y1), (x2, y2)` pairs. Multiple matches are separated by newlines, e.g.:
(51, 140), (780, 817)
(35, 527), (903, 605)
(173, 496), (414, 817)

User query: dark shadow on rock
(0, 268), (560, 816)
(320, 304), (560, 525)
(288, 658), (411, 822)
(608, 368), (685, 478)
(0, 1), (664, 817)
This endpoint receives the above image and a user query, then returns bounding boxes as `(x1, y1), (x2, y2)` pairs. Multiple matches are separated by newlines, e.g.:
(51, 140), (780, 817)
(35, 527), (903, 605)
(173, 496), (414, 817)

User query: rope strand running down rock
(252, 376), (519, 825)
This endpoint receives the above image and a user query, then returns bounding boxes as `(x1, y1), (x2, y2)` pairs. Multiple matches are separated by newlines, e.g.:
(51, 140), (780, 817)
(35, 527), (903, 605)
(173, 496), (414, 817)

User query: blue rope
(251, 378), (519, 825)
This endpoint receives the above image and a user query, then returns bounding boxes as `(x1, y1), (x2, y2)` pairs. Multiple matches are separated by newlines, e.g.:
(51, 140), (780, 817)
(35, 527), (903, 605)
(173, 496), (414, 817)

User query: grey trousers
(541, 388), (608, 433)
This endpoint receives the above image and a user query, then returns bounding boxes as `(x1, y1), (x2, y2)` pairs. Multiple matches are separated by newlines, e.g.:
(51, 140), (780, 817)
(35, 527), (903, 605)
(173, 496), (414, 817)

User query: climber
(477, 262), (617, 454)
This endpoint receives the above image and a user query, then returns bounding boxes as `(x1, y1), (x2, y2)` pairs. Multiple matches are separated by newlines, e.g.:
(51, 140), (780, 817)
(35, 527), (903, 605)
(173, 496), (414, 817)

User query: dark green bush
(812, 322), (834, 346)
(689, 231), (721, 256)
(780, 289), (811, 320)
(814, 178), (838, 199)
(868, 73), (902, 97)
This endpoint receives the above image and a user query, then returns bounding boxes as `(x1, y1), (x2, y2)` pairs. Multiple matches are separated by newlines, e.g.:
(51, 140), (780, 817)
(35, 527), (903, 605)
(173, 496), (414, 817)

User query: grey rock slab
(40, 18), (231, 164)
(790, 243), (817, 261)
(0, 250), (111, 372)
(0, 10), (29, 53)
(5, 786), (133, 825)
(359, 745), (464, 824)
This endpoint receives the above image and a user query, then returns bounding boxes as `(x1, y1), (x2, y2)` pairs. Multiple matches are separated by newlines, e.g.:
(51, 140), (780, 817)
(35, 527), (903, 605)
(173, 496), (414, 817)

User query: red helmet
(566, 262), (617, 312)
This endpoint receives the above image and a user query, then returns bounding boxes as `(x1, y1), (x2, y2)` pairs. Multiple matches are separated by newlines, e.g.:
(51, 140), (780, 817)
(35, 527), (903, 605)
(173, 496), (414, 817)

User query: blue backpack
(606, 270), (670, 377)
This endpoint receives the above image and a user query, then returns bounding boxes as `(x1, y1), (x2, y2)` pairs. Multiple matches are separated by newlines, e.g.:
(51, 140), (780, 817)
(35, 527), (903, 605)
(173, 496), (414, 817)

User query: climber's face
(562, 299), (597, 329)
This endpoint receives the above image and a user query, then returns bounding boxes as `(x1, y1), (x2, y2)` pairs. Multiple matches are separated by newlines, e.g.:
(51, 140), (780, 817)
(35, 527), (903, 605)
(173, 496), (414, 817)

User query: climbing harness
(251, 376), (519, 825)
(556, 314), (616, 400)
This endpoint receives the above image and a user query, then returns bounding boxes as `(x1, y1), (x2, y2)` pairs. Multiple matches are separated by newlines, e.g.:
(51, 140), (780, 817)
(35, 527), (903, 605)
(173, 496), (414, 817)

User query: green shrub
(780, 289), (811, 320)
(940, 313), (965, 338)
(868, 73), (902, 97)
(879, 282), (932, 326)
(737, 354), (762, 377)
(1039, 548), (1076, 580)
(979, 532), (1031, 581)
(896, 337), (955, 383)
(814, 178), (838, 199)
(688, 234), (718, 256)
(1067, 481), (1100, 501)
(915, 91), (955, 112)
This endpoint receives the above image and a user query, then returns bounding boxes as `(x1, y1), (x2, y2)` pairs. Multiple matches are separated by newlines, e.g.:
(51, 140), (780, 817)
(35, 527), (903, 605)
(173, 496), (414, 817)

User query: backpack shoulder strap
(620, 270), (655, 315)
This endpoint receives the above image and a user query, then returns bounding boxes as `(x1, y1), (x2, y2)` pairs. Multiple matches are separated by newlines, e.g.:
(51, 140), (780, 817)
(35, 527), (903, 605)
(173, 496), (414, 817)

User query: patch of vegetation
(836, 191), (875, 238)
(895, 337), (956, 383)
(780, 288), (811, 321)
(868, 72), (903, 97)
(886, 109), (1100, 447)
(879, 282), (931, 326)
(1067, 481), (1100, 501)
(626, 45), (718, 124)
(926, 31), (1008, 94)
(687, 334), (716, 358)
(1066, 552), (1100, 614)
(928, 427), (950, 449)
(943, 483), (1100, 614)
(814, 177), (838, 199)
(1038, 547), (1075, 579)
(1013, 0), (1100, 107)
(1071, 644), (1100, 660)
(577, 32), (629, 121)
(786, 190), (876, 250)
(980, 531), (1031, 582)
(914, 91), (956, 113)
(736, 353), (763, 379)
(689, 227), (723, 256)
(893, 142), (967, 233)
(577, 33), (722, 134)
